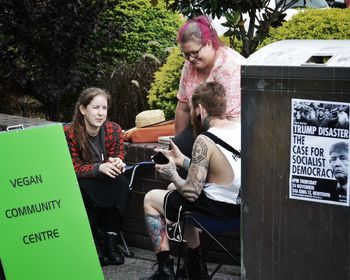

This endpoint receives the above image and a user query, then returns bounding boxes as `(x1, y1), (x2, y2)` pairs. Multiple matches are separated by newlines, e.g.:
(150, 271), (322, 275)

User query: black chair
(175, 211), (240, 279)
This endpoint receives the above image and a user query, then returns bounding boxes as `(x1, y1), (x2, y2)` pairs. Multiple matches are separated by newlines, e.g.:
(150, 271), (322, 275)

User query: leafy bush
(88, 0), (183, 66)
(148, 47), (185, 119)
(260, 8), (350, 48)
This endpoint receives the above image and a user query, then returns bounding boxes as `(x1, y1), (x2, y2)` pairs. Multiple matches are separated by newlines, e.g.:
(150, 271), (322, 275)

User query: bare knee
(144, 190), (156, 211)
(143, 189), (167, 215)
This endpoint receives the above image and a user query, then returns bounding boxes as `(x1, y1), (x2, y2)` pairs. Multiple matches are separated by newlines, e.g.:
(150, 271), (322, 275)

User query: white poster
(290, 99), (349, 206)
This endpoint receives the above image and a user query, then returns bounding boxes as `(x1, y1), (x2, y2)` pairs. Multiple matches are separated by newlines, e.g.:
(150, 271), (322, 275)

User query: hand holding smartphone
(151, 151), (169, 164)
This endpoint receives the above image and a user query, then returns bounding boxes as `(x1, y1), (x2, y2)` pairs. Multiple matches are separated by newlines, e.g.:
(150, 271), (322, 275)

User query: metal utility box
(241, 40), (350, 280)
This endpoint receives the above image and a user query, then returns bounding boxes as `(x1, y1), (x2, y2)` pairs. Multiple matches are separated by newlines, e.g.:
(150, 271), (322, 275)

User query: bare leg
(143, 189), (171, 253)
(146, 187), (201, 250)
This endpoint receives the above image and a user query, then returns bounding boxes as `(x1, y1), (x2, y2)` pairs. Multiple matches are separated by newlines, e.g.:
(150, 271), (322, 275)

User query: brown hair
(192, 82), (227, 119)
(72, 87), (111, 162)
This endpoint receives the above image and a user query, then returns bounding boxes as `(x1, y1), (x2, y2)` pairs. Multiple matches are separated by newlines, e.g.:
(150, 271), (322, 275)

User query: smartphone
(151, 151), (169, 164)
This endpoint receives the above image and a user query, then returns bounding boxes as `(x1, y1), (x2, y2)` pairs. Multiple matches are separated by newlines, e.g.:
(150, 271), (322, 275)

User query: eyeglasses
(181, 45), (204, 59)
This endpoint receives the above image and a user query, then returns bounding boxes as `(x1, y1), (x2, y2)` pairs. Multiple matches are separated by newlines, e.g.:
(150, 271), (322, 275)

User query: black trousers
(78, 174), (130, 239)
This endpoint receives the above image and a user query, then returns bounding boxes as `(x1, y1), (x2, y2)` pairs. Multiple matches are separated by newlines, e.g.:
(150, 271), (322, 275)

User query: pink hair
(177, 15), (222, 49)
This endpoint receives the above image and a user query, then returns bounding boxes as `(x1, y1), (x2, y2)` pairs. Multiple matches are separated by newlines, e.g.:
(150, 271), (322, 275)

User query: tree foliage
(92, 0), (183, 64)
(164, 0), (299, 57)
(0, 0), (107, 120)
(78, 0), (182, 79)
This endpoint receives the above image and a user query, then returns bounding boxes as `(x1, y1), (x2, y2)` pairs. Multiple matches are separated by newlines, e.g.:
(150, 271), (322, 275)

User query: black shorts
(163, 190), (240, 223)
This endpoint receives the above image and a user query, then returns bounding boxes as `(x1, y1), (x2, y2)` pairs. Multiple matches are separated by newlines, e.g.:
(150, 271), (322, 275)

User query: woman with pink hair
(173, 15), (245, 158)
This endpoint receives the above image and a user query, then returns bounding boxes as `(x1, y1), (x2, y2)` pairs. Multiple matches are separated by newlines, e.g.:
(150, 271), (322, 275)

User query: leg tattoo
(145, 214), (167, 252)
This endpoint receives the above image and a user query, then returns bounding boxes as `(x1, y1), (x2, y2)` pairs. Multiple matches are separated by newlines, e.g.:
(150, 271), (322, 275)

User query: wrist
(182, 157), (191, 171)
(98, 163), (104, 172)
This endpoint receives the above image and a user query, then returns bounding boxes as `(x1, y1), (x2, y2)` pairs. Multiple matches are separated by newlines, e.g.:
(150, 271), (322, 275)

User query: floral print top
(177, 46), (246, 118)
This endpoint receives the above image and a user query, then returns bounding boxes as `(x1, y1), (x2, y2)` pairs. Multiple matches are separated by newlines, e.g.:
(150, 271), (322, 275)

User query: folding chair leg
(176, 213), (240, 279)
(175, 219), (190, 280)
(209, 262), (223, 279)
(118, 231), (134, 257)
(175, 240), (185, 280)
(192, 216), (240, 266)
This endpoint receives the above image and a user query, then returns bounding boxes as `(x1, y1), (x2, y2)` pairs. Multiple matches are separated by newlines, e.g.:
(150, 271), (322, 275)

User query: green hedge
(93, 0), (183, 64)
(261, 8), (350, 48)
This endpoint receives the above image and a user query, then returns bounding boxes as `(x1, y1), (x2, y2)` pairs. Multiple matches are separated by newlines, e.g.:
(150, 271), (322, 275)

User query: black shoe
(178, 262), (209, 280)
(177, 247), (209, 280)
(104, 233), (125, 265)
(94, 239), (109, 266)
(140, 258), (175, 280)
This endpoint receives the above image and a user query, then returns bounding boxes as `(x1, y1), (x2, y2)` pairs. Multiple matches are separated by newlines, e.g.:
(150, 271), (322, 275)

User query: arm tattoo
(192, 137), (208, 164)
(175, 137), (209, 202)
(157, 161), (177, 182)
(144, 214), (167, 253)
(183, 157), (191, 171)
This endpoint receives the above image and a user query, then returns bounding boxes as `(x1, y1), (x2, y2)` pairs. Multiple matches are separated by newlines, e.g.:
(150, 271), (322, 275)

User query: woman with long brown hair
(64, 87), (129, 266)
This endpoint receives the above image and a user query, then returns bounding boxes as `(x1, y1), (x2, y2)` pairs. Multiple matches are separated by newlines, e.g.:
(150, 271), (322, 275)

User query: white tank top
(202, 123), (241, 204)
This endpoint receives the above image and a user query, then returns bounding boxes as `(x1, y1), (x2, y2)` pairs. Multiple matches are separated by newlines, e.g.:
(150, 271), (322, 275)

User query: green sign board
(0, 124), (104, 280)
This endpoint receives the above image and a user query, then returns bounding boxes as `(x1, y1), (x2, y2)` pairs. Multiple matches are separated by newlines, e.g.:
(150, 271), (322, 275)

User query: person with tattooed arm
(140, 82), (241, 280)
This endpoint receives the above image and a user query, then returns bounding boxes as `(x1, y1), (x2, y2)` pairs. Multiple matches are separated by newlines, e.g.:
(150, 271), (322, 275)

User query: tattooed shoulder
(192, 136), (209, 165)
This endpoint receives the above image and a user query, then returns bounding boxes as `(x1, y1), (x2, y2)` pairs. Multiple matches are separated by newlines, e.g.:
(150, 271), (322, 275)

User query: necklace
(87, 128), (99, 137)
(88, 132), (99, 137)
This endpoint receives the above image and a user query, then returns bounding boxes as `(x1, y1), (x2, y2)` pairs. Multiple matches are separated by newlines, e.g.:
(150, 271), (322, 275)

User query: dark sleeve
(105, 122), (125, 161)
(64, 124), (101, 178)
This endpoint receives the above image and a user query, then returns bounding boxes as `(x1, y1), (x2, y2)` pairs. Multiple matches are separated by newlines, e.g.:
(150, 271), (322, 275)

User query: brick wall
(123, 142), (240, 264)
